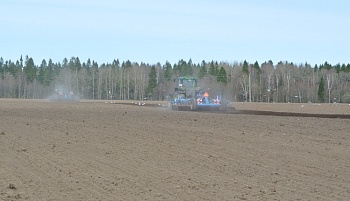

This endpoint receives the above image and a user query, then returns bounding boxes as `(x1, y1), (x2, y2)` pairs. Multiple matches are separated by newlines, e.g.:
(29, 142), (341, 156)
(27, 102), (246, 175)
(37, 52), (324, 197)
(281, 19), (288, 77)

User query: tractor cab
(175, 77), (197, 92)
(178, 77), (196, 87)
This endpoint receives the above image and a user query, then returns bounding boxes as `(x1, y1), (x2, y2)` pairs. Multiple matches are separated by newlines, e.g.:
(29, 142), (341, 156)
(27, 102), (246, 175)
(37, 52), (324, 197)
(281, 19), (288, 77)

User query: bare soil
(1, 99), (350, 200)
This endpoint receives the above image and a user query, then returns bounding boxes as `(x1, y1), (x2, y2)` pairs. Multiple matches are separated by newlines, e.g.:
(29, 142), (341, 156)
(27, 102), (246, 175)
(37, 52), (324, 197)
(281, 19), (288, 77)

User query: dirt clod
(8, 183), (16, 190)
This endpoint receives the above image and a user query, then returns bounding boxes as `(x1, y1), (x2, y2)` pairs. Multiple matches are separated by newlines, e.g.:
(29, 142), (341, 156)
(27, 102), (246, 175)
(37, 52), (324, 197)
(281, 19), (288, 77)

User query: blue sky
(1, 0), (349, 66)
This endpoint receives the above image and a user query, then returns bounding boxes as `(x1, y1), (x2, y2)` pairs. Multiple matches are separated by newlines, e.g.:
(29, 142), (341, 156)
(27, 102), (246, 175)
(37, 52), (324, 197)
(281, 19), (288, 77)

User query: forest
(1, 55), (350, 103)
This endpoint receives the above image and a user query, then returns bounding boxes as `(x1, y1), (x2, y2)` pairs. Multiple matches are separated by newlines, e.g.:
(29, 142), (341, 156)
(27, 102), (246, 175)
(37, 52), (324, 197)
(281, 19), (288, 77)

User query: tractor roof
(178, 76), (197, 80)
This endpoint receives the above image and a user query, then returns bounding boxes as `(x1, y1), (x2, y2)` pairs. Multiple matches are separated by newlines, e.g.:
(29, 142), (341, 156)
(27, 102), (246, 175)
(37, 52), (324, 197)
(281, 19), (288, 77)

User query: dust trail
(46, 84), (80, 102)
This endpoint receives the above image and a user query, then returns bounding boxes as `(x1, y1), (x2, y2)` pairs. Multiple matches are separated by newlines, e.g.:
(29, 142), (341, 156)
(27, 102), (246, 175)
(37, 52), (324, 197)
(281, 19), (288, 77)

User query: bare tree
(261, 61), (274, 102)
(326, 71), (335, 103)
(239, 71), (249, 102)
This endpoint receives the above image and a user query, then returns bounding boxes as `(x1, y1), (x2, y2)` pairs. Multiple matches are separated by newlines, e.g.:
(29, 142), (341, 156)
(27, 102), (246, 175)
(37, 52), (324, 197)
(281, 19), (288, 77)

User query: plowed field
(1, 99), (350, 200)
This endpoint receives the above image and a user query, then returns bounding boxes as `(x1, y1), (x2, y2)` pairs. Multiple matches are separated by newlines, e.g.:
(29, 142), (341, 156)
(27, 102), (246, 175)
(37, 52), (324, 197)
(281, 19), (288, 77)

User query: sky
(1, 0), (349, 66)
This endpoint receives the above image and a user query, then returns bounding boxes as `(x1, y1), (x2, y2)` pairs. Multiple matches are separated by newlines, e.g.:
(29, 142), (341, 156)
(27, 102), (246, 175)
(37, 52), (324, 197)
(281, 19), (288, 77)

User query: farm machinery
(48, 87), (79, 102)
(168, 76), (225, 111)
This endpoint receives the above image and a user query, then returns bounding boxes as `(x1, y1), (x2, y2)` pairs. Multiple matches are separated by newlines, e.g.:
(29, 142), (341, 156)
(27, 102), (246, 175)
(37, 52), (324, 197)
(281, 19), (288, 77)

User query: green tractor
(168, 77), (198, 111)
(168, 76), (224, 111)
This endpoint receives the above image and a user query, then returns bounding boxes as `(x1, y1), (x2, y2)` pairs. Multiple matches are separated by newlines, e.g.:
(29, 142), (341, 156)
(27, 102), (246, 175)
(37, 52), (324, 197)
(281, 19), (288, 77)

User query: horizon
(1, 55), (348, 68)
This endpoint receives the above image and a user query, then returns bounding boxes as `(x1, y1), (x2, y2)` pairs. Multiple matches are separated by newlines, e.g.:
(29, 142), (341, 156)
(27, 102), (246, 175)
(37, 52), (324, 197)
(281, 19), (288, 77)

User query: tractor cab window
(180, 79), (195, 88)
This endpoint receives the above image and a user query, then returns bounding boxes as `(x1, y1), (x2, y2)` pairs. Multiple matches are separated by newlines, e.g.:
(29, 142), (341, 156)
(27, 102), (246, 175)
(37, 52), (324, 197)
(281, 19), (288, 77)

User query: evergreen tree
(208, 61), (216, 76)
(164, 61), (172, 81)
(24, 56), (36, 82)
(125, 60), (132, 68)
(341, 64), (346, 72)
(318, 76), (325, 103)
(242, 60), (249, 75)
(268, 60), (274, 66)
(69, 57), (81, 72)
(319, 64), (324, 71)
(217, 66), (227, 84)
(20, 55), (23, 68)
(178, 59), (189, 76)
(187, 58), (193, 76)
(86, 58), (92, 69)
(146, 66), (157, 98)
(38, 59), (47, 85)
(253, 61), (261, 83)
(62, 58), (68, 69)
(215, 61), (219, 76)
(75, 57), (82, 71)
(6, 59), (21, 78)
(324, 61), (332, 70)
(47, 59), (55, 84)
(253, 61), (260, 71)
(198, 60), (207, 79)
(335, 63), (341, 73)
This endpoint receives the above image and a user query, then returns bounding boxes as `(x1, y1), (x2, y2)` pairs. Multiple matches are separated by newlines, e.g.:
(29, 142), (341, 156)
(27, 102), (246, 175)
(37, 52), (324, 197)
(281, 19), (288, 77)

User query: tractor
(48, 87), (79, 102)
(168, 76), (225, 111)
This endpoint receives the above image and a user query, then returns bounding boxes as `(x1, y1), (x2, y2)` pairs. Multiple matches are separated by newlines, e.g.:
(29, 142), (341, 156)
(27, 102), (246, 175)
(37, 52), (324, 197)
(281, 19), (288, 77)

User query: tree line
(1, 55), (350, 103)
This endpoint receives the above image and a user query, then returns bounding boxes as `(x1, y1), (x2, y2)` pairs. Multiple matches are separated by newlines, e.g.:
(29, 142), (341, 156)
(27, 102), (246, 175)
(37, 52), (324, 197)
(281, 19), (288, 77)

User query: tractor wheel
(190, 98), (197, 111)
